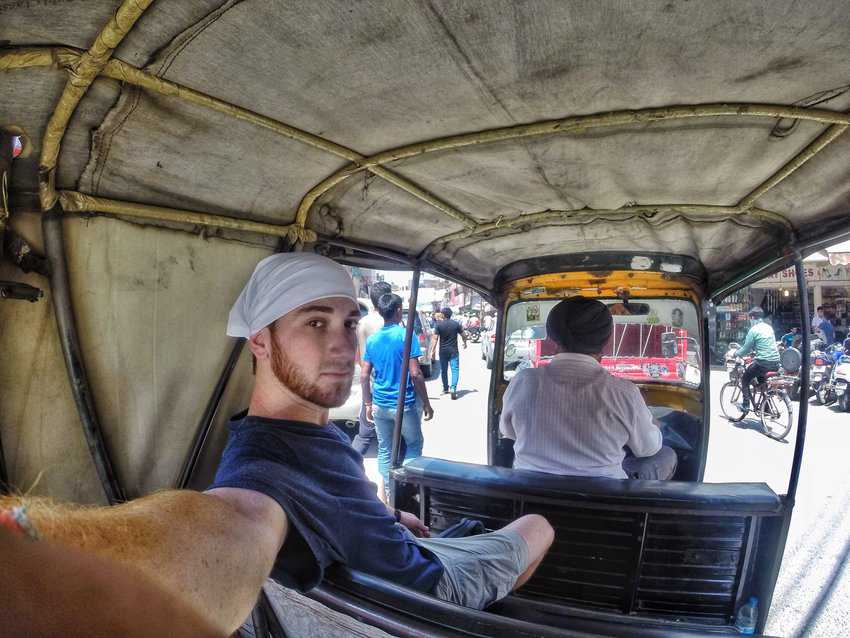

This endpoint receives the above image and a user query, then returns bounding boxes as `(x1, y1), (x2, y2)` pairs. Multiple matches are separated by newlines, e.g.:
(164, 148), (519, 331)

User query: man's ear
(248, 327), (273, 362)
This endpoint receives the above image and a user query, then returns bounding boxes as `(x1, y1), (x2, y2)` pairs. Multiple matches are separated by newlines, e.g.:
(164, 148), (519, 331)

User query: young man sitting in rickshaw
(500, 297), (678, 480)
(2, 253), (553, 635)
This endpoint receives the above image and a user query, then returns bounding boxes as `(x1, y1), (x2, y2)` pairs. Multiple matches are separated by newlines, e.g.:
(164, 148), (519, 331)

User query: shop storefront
(712, 261), (850, 361)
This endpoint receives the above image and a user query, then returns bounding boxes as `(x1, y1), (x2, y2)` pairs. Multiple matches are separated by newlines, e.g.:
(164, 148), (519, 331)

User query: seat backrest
(393, 458), (781, 624)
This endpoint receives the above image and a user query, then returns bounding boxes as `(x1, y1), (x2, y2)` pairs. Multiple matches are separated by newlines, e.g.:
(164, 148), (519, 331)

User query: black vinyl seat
(391, 457), (782, 625)
(394, 457), (781, 514)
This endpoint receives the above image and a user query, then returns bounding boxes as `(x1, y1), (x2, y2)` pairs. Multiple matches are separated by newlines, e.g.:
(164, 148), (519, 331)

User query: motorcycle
(465, 325), (482, 343)
(832, 355), (850, 412)
(814, 344), (850, 408)
(811, 347), (832, 404)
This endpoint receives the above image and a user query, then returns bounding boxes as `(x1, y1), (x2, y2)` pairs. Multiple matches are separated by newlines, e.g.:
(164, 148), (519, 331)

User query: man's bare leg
(503, 514), (554, 589)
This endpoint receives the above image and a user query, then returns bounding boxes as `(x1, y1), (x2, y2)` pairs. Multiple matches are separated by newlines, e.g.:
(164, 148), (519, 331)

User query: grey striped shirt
(499, 353), (662, 479)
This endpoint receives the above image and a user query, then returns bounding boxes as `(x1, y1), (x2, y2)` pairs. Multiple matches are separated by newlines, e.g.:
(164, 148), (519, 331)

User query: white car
(482, 325), (545, 373)
(402, 309), (434, 377)
(481, 329), (496, 369)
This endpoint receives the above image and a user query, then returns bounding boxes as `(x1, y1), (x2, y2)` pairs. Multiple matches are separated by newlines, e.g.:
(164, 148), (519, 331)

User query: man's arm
(624, 386), (663, 458)
(499, 372), (520, 441)
(360, 360), (374, 422)
(409, 358), (434, 420)
(0, 526), (220, 637)
(356, 320), (369, 364)
(734, 328), (755, 358)
(459, 323), (468, 348)
(1, 488), (287, 635)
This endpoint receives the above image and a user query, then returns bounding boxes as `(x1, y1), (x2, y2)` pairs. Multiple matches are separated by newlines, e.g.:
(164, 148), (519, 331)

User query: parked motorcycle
(811, 347), (832, 404)
(814, 344), (850, 408)
(832, 355), (850, 412)
(464, 325), (482, 343)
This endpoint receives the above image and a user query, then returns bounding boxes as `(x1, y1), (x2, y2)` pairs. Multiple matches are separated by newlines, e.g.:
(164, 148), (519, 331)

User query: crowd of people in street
(354, 285), (497, 496)
(778, 306), (846, 350)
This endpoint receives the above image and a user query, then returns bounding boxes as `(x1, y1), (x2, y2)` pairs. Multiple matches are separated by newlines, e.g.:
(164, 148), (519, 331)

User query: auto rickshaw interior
(488, 264), (706, 483)
(5, 1), (850, 635)
(381, 255), (786, 634)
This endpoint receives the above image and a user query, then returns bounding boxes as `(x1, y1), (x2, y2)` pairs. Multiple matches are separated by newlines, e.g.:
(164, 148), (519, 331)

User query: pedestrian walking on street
(351, 280), (392, 455)
(362, 293), (434, 495)
(435, 307), (467, 400)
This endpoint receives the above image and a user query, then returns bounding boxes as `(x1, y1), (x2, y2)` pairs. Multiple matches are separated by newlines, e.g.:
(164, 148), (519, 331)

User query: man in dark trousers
(435, 307), (467, 399)
(352, 280), (392, 454)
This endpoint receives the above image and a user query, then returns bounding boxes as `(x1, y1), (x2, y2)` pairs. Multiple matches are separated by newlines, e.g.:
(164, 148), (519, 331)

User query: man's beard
(270, 340), (352, 408)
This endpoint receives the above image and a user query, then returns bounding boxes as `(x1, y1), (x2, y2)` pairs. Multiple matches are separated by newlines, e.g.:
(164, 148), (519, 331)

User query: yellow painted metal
(737, 123), (849, 211)
(295, 103), (850, 229)
(39, 1), (155, 210)
(0, 48), (60, 71)
(59, 191), (316, 242)
(640, 384), (703, 415)
(504, 270), (701, 305)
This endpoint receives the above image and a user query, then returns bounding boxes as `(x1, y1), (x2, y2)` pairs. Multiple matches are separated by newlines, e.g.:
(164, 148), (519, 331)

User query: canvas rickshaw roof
(1, 1), (849, 502)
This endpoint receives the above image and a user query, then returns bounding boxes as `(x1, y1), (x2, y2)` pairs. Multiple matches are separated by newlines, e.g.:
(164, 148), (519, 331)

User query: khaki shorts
(415, 529), (530, 610)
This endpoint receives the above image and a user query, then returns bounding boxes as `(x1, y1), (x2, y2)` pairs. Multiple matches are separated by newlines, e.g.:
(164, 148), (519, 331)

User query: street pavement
(362, 344), (850, 637)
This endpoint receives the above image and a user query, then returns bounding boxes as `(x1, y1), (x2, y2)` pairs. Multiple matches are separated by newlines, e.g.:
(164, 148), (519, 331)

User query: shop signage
(756, 265), (850, 285)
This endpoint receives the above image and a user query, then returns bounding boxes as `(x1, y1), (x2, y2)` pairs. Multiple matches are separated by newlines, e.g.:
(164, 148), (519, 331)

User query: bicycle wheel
(719, 382), (747, 422)
(759, 390), (793, 441)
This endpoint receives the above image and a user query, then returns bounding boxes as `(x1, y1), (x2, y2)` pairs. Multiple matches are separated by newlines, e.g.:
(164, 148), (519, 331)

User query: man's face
(817, 309), (824, 317)
(267, 297), (360, 408)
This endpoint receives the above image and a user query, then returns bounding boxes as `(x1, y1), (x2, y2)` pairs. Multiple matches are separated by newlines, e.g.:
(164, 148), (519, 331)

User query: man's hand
(463, 342), (468, 349)
(398, 511), (430, 538)
(423, 403), (434, 421)
(365, 403), (375, 424)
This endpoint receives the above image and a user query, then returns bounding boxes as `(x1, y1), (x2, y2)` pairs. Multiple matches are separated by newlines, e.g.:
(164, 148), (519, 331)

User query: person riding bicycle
(733, 307), (781, 411)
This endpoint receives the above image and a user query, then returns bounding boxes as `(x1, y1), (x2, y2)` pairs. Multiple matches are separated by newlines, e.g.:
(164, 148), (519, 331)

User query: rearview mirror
(608, 302), (652, 316)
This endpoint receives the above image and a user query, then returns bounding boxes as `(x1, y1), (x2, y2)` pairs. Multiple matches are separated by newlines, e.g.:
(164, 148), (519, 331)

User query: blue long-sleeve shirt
(735, 320), (780, 364)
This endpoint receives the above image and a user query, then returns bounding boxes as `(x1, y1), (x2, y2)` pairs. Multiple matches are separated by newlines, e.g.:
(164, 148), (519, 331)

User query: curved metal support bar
(59, 190), (317, 243)
(42, 208), (125, 504)
(99, 59), (478, 229)
(176, 338), (244, 489)
(295, 103), (850, 228)
(0, 423), (8, 494)
(420, 204), (793, 260)
(39, 1), (154, 209)
(787, 259), (810, 502)
(0, 46), (477, 230)
(737, 123), (848, 211)
(389, 269), (421, 506)
(0, 47), (66, 71)
(36, 0), (153, 504)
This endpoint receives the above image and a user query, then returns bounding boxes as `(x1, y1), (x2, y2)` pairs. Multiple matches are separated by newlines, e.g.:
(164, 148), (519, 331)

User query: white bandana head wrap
(227, 253), (357, 338)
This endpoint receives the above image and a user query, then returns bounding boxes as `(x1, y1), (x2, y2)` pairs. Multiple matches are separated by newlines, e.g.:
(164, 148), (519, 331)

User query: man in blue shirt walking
(362, 293), (434, 491)
(733, 306), (781, 411)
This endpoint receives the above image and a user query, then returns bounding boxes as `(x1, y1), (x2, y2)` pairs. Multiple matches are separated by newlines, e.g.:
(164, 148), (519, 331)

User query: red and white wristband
(0, 506), (40, 540)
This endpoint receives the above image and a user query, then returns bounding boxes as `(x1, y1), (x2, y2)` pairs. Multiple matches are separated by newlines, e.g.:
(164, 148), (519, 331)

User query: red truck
(522, 323), (696, 383)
